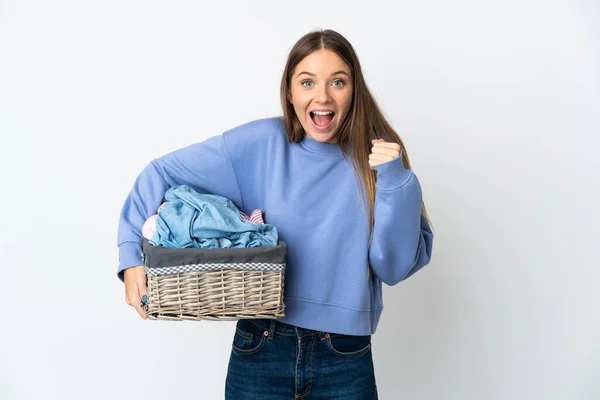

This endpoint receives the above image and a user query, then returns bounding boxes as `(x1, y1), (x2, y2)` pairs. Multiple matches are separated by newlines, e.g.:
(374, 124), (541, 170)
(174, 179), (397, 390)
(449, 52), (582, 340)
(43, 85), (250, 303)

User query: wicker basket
(141, 238), (287, 321)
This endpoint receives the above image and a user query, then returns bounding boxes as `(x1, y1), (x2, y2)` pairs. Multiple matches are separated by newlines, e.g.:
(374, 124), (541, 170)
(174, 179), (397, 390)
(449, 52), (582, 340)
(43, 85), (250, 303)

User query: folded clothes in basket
(142, 206), (266, 241)
(149, 185), (278, 249)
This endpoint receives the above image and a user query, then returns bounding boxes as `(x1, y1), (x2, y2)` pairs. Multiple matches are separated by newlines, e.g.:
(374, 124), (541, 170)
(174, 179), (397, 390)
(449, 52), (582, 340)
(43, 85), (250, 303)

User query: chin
(308, 130), (336, 143)
(304, 121), (339, 143)
(319, 134), (337, 144)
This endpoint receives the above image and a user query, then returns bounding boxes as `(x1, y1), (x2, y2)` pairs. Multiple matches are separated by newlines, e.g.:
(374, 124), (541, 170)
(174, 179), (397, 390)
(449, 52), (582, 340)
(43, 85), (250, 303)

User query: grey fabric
(142, 239), (287, 269)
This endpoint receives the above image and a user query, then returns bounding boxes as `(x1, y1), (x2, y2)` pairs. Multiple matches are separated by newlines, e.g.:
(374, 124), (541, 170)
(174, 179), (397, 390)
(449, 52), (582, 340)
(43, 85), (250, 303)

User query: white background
(0, 0), (598, 399)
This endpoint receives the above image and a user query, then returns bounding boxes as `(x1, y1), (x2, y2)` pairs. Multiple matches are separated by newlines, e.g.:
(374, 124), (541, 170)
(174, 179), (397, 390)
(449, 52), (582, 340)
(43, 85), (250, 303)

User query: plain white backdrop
(0, 0), (598, 399)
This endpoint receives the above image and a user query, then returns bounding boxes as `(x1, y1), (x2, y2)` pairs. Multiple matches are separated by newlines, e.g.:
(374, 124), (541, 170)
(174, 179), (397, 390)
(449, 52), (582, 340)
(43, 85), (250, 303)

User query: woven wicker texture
(143, 267), (285, 321)
(142, 239), (287, 321)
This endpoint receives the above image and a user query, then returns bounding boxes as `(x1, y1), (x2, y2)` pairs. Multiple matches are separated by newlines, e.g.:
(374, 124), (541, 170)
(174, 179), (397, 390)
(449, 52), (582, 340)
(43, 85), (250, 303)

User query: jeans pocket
(231, 319), (266, 355)
(326, 333), (372, 357)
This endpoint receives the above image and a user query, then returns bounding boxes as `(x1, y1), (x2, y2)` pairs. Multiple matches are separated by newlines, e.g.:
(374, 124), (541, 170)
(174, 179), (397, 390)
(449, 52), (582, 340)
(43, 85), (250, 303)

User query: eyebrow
(295, 71), (350, 78)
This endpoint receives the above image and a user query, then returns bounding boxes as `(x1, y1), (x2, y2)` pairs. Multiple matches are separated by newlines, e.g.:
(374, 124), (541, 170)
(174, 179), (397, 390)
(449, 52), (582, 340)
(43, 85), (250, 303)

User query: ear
(287, 90), (293, 105)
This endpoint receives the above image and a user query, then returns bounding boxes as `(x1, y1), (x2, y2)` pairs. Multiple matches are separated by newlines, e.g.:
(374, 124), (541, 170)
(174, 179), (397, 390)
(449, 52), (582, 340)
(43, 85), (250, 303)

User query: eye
(301, 80), (313, 88)
(332, 79), (345, 87)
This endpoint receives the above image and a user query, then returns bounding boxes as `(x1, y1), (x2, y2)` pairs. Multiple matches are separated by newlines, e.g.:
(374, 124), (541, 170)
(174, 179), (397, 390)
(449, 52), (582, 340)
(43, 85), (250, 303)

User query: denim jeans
(225, 318), (378, 399)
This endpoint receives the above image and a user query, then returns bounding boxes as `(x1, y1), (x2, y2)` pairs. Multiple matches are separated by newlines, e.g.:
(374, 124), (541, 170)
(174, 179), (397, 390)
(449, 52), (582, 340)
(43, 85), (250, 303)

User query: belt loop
(268, 319), (277, 340)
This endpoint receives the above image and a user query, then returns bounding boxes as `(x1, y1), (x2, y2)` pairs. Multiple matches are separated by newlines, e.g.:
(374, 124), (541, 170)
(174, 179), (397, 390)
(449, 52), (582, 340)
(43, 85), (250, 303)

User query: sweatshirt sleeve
(368, 153), (434, 285)
(116, 134), (242, 283)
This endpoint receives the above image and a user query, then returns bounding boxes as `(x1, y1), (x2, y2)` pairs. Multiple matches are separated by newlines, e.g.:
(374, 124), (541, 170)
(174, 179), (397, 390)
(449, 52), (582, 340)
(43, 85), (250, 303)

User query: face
(288, 49), (353, 144)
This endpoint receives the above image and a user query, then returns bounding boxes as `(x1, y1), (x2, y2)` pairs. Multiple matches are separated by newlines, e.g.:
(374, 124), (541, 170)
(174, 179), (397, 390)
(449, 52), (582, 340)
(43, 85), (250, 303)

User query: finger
(137, 276), (149, 320)
(373, 142), (400, 151)
(125, 290), (147, 319)
(369, 152), (393, 160)
(371, 139), (399, 147)
(134, 301), (148, 320)
(371, 146), (400, 157)
(369, 154), (393, 164)
(137, 274), (148, 301)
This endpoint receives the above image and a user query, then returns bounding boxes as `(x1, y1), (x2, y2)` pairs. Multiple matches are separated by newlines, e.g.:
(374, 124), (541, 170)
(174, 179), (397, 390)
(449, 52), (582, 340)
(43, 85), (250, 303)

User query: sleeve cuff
(117, 241), (143, 283)
(373, 152), (413, 190)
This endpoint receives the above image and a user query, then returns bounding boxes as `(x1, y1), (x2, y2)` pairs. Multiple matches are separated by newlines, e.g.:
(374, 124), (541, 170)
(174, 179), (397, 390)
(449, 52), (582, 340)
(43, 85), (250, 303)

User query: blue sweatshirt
(117, 117), (434, 335)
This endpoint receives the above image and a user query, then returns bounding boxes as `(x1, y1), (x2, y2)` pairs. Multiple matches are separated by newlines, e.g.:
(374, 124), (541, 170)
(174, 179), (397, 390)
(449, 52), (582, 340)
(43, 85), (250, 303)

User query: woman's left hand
(369, 139), (401, 169)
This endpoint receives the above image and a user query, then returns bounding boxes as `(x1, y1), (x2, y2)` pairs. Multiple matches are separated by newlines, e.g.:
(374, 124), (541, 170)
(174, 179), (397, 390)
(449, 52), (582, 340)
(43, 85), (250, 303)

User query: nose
(315, 84), (332, 104)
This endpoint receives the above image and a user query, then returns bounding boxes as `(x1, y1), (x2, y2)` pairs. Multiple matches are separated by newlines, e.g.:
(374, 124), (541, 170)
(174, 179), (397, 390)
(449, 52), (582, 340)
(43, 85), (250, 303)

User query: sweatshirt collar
(300, 134), (343, 156)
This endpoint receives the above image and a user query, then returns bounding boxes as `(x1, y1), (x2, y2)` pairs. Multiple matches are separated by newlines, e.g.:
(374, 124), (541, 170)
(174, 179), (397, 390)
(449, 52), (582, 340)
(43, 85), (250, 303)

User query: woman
(118, 29), (434, 399)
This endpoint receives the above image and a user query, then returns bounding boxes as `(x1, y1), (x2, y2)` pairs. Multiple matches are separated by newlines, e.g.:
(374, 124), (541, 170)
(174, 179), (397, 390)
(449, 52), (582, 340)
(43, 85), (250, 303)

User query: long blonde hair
(280, 29), (432, 236)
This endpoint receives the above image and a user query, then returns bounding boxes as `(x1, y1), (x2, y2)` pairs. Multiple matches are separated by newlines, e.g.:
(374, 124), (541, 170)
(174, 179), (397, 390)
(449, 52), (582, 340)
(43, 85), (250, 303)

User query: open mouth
(310, 111), (335, 129)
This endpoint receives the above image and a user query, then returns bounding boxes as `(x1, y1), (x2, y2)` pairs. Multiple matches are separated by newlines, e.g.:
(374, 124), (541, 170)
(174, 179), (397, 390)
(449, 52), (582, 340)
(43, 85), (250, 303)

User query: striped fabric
(239, 209), (265, 224)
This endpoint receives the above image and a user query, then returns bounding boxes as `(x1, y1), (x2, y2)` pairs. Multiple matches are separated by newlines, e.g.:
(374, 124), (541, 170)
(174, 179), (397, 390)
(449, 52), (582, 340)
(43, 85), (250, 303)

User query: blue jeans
(225, 318), (378, 399)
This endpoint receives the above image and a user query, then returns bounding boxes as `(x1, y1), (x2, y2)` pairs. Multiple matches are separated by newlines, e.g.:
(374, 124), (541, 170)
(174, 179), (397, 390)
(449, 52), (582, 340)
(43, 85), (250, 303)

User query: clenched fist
(369, 139), (401, 169)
